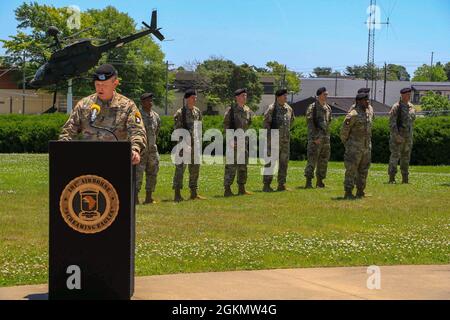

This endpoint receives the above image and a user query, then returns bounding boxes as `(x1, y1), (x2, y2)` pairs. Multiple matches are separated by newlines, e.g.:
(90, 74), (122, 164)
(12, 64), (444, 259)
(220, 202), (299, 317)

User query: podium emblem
(60, 175), (120, 234)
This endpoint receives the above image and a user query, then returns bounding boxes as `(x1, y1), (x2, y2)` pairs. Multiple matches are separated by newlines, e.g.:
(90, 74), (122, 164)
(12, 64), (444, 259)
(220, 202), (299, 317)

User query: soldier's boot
(277, 184), (291, 192)
(143, 191), (155, 204)
(263, 183), (274, 193)
(316, 177), (325, 188)
(174, 189), (184, 203)
(389, 174), (396, 184)
(224, 186), (234, 198)
(356, 189), (365, 198)
(402, 174), (409, 184)
(135, 193), (140, 205)
(190, 188), (206, 200)
(238, 184), (253, 196)
(305, 178), (313, 189)
(344, 188), (355, 200)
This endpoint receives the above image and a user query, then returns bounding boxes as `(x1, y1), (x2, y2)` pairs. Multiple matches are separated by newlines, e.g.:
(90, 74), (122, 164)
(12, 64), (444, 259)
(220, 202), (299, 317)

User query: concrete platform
(0, 265), (449, 300)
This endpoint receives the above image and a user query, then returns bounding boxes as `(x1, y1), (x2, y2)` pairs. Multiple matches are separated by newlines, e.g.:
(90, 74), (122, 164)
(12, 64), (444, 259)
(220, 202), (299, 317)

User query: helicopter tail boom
(142, 10), (165, 41)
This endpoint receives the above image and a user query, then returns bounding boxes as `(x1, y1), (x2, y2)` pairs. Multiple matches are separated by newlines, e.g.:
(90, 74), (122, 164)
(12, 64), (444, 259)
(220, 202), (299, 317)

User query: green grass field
(0, 154), (449, 287)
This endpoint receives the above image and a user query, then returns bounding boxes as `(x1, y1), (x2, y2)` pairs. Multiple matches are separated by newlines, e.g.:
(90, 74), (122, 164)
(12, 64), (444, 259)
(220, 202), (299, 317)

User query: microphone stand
(89, 123), (119, 141)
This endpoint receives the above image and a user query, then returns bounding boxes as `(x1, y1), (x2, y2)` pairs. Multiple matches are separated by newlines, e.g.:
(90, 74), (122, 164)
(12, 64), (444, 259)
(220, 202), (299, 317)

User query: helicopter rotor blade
(63, 27), (94, 40)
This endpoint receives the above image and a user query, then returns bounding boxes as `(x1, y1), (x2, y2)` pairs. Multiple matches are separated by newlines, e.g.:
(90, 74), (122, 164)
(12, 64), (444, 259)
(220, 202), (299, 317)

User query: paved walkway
(0, 265), (449, 300)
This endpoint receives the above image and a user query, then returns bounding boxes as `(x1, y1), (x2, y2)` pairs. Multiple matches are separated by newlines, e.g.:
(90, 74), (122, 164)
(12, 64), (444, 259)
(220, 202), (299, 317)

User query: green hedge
(0, 114), (449, 165)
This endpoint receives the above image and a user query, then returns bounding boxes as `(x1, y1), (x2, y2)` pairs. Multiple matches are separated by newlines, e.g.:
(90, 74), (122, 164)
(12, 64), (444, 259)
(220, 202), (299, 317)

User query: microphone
(90, 104), (101, 125)
(89, 103), (118, 141)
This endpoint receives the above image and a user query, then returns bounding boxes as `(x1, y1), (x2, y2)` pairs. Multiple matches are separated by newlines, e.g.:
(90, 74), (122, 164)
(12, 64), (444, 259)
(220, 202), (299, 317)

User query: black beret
(93, 64), (118, 81)
(234, 88), (247, 96)
(184, 89), (197, 99)
(400, 87), (412, 94)
(275, 88), (288, 97)
(358, 88), (371, 94)
(316, 87), (327, 96)
(356, 93), (369, 100)
(141, 92), (154, 100)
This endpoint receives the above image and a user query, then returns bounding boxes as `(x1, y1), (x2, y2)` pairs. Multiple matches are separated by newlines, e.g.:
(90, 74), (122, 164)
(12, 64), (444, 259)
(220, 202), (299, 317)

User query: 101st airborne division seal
(59, 175), (120, 234)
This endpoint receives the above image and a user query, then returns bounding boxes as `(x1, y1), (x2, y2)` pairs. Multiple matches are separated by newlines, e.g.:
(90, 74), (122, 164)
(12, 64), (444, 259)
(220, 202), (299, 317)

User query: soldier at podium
(59, 64), (147, 165)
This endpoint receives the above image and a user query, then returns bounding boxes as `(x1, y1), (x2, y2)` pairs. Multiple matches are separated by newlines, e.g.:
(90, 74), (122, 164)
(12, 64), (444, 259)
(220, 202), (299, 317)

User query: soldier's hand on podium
(132, 150), (141, 165)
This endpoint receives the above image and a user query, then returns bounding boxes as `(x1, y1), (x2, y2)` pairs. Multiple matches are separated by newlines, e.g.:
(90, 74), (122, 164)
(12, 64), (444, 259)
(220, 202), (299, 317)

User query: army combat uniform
(59, 92), (147, 154)
(263, 101), (295, 190)
(136, 108), (161, 198)
(224, 104), (254, 195)
(304, 100), (332, 187)
(172, 106), (203, 192)
(340, 102), (374, 198)
(388, 100), (416, 183)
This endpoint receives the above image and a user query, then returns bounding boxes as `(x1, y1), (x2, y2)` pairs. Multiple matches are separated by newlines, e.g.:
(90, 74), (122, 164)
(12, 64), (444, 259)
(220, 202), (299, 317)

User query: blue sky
(0, 0), (449, 76)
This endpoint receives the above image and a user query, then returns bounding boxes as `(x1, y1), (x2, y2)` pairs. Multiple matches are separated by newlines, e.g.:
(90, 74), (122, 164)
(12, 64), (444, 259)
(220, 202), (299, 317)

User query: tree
(196, 57), (263, 111)
(386, 64), (410, 81)
(412, 63), (448, 82)
(265, 61), (301, 94)
(344, 63), (380, 80)
(312, 67), (332, 77)
(420, 91), (450, 115)
(444, 62), (450, 81)
(229, 63), (263, 109)
(1, 2), (169, 105)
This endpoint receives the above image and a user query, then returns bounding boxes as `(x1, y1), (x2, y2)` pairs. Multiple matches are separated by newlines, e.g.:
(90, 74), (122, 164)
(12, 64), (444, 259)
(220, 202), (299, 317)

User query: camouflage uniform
(388, 100), (416, 180)
(224, 104), (254, 187)
(263, 102), (295, 186)
(340, 104), (374, 194)
(172, 106), (203, 190)
(59, 92), (147, 154)
(304, 101), (332, 181)
(136, 108), (161, 194)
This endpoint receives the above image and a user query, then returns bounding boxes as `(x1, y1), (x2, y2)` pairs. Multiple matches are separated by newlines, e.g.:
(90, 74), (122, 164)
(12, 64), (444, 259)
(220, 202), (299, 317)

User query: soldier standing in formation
(262, 88), (295, 192)
(136, 93), (161, 205)
(349, 88), (374, 114)
(224, 88), (254, 197)
(304, 87), (332, 189)
(59, 64), (146, 165)
(340, 92), (374, 199)
(61, 64), (417, 202)
(388, 87), (416, 184)
(172, 89), (206, 202)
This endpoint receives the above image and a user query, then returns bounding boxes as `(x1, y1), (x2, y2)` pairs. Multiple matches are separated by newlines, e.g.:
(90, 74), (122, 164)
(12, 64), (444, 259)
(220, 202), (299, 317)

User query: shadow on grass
(296, 186), (313, 190)
(440, 183), (450, 187)
(25, 293), (48, 300)
(331, 196), (357, 201)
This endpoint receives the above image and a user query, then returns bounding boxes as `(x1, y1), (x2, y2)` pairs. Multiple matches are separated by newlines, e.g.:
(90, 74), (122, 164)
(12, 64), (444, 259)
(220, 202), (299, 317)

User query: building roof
(291, 96), (391, 116)
(412, 84), (450, 91)
(0, 67), (21, 89)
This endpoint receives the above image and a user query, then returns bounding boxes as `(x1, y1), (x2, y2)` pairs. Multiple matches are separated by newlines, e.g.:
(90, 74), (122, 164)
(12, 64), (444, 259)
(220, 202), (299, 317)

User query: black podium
(49, 141), (135, 300)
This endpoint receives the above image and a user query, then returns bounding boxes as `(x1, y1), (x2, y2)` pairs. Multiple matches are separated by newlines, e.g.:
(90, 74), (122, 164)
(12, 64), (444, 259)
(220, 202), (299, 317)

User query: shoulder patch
(135, 111), (142, 124)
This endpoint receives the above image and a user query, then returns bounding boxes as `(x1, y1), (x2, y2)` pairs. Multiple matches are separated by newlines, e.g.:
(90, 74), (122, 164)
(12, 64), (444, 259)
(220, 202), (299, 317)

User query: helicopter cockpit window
(34, 65), (46, 81)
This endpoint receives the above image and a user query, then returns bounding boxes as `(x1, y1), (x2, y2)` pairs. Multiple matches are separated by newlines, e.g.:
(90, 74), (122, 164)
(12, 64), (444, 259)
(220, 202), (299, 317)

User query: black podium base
(49, 141), (135, 300)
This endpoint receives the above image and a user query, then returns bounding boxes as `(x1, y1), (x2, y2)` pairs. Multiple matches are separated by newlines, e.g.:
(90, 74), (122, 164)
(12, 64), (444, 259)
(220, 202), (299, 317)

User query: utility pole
(282, 65), (287, 88)
(430, 51), (434, 82)
(22, 50), (26, 114)
(67, 79), (73, 114)
(334, 72), (338, 96)
(164, 60), (176, 115)
(365, 0), (389, 100)
(383, 62), (387, 105)
(165, 60), (169, 116)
